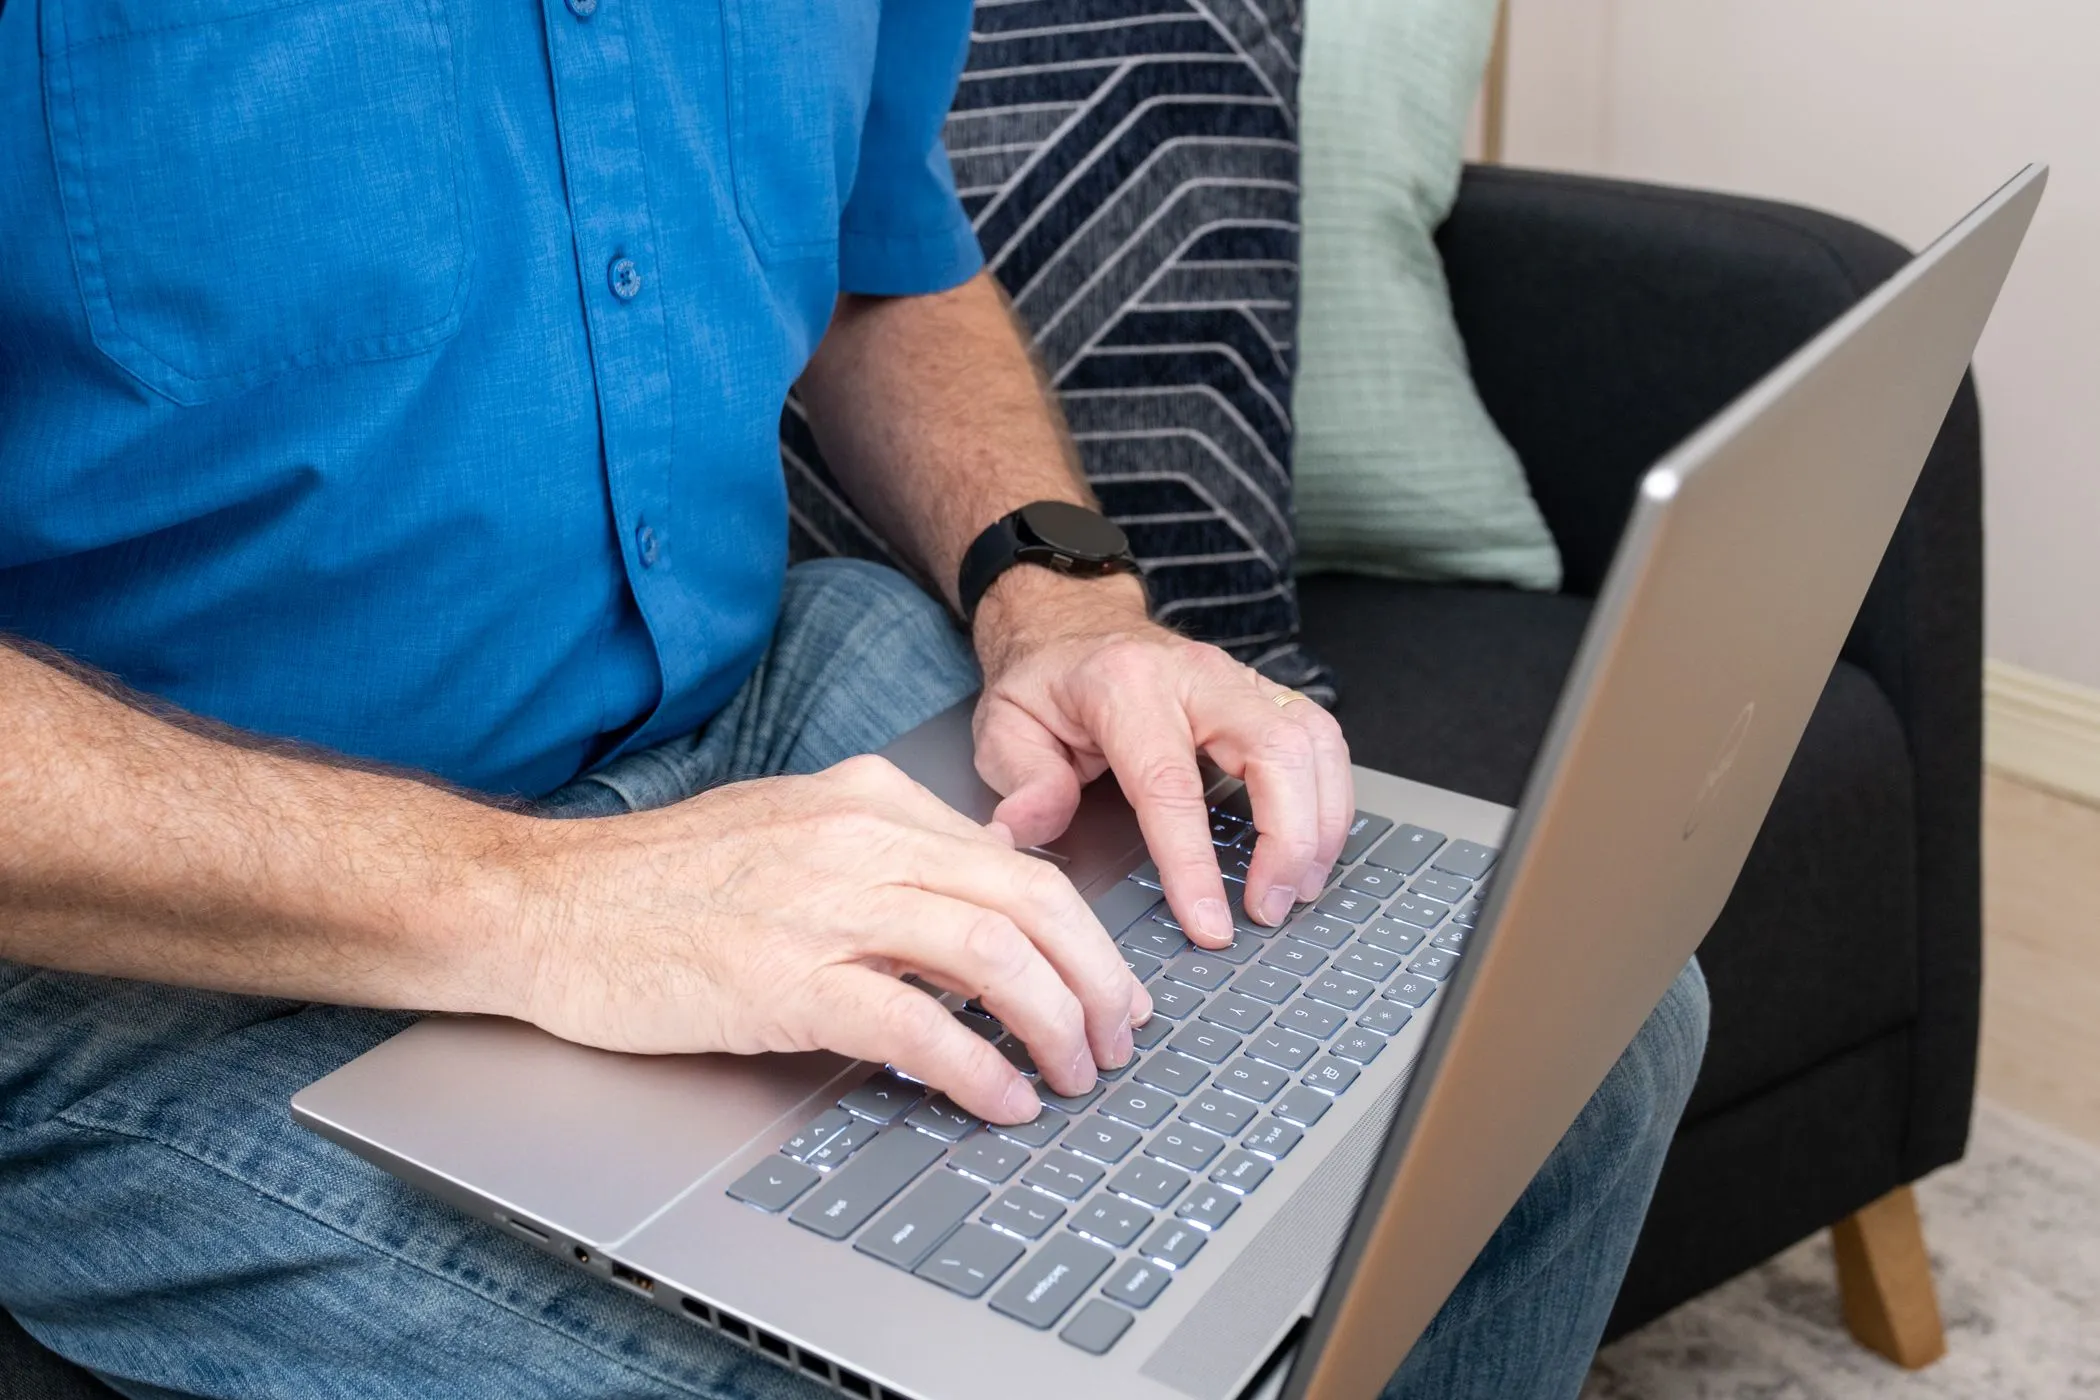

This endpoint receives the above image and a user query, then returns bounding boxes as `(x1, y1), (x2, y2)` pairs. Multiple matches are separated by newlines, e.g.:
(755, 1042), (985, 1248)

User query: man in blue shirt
(0, 2), (1705, 1396)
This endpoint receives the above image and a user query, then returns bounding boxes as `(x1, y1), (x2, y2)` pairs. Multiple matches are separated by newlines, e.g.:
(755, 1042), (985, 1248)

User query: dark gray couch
(2, 165), (1982, 1392)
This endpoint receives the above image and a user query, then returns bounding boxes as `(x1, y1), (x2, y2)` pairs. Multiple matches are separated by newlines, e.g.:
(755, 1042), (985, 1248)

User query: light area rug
(1584, 1100), (2100, 1398)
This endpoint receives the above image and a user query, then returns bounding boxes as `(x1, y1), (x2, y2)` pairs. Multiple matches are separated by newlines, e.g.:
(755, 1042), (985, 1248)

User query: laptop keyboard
(722, 798), (1497, 1357)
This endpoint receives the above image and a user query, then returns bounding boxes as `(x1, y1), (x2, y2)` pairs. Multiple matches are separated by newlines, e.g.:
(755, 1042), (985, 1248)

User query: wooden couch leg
(1830, 1185), (1947, 1368)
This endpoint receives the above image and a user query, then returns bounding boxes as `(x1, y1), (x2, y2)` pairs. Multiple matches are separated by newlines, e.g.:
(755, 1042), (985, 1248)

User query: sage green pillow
(1291, 0), (1562, 590)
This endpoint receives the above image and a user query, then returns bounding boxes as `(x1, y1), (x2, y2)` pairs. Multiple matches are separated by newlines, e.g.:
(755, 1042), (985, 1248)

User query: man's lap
(0, 560), (1708, 1399)
(0, 979), (784, 1400)
(0, 961), (1706, 1400)
(1, 559), (979, 1398)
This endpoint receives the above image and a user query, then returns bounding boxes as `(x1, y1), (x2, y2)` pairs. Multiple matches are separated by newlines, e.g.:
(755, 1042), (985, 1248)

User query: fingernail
(1110, 1022), (1134, 1068)
(1002, 1077), (1042, 1123)
(1261, 885), (1295, 926)
(1067, 1046), (1098, 1090)
(1195, 897), (1234, 945)
(1297, 866), (1330, 901)
(1131, 984), (1155, 1024)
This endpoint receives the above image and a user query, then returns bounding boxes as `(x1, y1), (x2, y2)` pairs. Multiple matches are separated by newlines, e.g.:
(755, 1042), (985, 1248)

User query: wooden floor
(1979, 772), (2100, 1148)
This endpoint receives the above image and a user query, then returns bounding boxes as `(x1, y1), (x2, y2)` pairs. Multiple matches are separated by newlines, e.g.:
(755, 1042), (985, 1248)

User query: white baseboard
(1985, 659), (2100, 808)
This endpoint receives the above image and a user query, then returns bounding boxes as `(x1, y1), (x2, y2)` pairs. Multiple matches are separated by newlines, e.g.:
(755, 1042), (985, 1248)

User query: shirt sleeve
(837, 0), (984, 297)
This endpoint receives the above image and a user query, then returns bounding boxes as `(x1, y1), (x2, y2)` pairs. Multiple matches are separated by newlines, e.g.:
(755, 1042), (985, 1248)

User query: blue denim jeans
(0, 559), (1708, 1400)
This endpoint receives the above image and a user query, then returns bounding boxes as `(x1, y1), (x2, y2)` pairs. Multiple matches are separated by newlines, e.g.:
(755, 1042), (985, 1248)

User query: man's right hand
(0, 643), (1140, 1125)
(504, 753), (1150, 1124)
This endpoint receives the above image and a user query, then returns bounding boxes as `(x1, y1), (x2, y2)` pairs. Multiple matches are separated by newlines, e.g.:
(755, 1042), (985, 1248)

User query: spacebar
(789, 1128), (946, 1240)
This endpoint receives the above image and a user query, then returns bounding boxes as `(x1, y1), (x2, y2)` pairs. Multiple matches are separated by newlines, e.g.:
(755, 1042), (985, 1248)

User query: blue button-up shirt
(0, 0), (980, 796)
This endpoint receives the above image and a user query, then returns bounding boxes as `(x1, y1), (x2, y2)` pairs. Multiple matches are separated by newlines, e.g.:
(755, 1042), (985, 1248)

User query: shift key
(790, 1127), (945, 1240)
(855, 1170), (989, 1270)
(989, 1233), (1116, 1329)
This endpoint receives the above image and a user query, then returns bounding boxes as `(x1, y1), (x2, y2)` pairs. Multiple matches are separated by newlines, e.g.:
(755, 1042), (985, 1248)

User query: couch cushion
(784, 0), (1334, 700)
(1292, 0), (1561, 590)
(1298, 575), (1920, 1121)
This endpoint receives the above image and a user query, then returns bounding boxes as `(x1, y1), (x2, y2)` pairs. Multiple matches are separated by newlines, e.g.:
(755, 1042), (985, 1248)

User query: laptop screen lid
(1279, 167), (2044, 1400)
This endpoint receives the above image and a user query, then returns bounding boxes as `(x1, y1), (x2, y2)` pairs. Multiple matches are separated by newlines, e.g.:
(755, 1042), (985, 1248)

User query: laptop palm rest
(295, 1017), (855, 1249)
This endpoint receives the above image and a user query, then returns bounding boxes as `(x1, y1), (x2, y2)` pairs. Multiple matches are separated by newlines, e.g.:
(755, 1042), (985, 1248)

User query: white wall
(1501, 0), (2100, 691)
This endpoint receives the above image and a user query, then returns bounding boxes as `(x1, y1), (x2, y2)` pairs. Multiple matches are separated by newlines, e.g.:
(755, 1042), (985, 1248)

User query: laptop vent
(675, 1292), (907, 1400)
(495, 1211), (905, 1400)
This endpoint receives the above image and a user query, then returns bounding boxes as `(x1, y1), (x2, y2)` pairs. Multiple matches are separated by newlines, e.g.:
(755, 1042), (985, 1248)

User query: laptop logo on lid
(1683, 702), (1756, 841)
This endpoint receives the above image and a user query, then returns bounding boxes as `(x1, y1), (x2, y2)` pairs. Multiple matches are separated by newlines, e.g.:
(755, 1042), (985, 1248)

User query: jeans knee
(1654, 957), (1711, 1112)
(784, 559), (964, 661)
(1559, 960), (1711, 1195)
(1616, 958), (1711, 1155)
(773, 558), (981, 767)
(1378, 960), (1711, 1385)
(784, 557), (937, 617)
(800, 558), (973, 677)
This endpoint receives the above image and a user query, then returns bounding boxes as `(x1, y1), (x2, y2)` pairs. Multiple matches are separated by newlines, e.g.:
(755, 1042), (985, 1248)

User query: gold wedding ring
(1271, 688), (1313, 710)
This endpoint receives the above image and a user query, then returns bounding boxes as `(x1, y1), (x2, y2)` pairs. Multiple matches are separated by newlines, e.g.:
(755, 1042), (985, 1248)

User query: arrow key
(726, 1157), (820, 1212)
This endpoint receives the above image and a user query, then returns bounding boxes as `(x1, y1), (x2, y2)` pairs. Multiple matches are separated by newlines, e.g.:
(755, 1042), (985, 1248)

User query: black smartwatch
(957, 500), (1141, 624)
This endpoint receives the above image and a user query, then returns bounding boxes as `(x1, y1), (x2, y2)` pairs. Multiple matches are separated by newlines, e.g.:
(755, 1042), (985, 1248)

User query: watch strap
(957, 512), (1029, 624)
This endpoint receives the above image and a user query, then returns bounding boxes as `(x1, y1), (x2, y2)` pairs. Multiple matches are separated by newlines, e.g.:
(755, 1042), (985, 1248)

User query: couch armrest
(1437, 165), (1982, 1177)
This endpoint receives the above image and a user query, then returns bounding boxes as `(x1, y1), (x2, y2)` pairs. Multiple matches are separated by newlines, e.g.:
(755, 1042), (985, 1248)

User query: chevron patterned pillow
(782, 0), (1333, 703)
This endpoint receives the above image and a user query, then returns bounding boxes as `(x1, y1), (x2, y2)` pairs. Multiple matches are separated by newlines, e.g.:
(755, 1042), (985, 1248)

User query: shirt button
(566, 0), (596, 17)
(608, 256), (641, 301)
(635, 521), (659, 567)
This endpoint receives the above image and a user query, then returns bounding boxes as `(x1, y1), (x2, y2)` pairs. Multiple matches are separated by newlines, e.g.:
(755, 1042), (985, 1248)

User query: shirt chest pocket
(721, 0), (877, 264)
(39, 0), (470, 405)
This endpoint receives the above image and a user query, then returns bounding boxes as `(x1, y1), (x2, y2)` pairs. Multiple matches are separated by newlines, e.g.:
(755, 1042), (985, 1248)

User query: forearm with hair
(795, 270), (1101, 613)
(0, 638), (531, 1012)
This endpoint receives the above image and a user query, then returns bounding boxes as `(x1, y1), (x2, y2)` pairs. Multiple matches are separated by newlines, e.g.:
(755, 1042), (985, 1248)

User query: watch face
(1017, 500), (1130, 560)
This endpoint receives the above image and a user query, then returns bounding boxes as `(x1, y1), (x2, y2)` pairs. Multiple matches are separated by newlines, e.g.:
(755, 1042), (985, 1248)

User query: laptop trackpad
(877, 699), (1145, 891)
(292, 1015), (853, 1248)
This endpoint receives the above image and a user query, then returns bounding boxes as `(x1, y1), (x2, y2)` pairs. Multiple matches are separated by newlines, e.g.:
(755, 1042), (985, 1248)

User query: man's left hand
(971, 569), (1354, 949)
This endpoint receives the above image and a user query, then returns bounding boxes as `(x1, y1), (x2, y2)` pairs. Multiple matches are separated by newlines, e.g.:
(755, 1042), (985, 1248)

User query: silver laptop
(294, 167), (2043, 1400)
